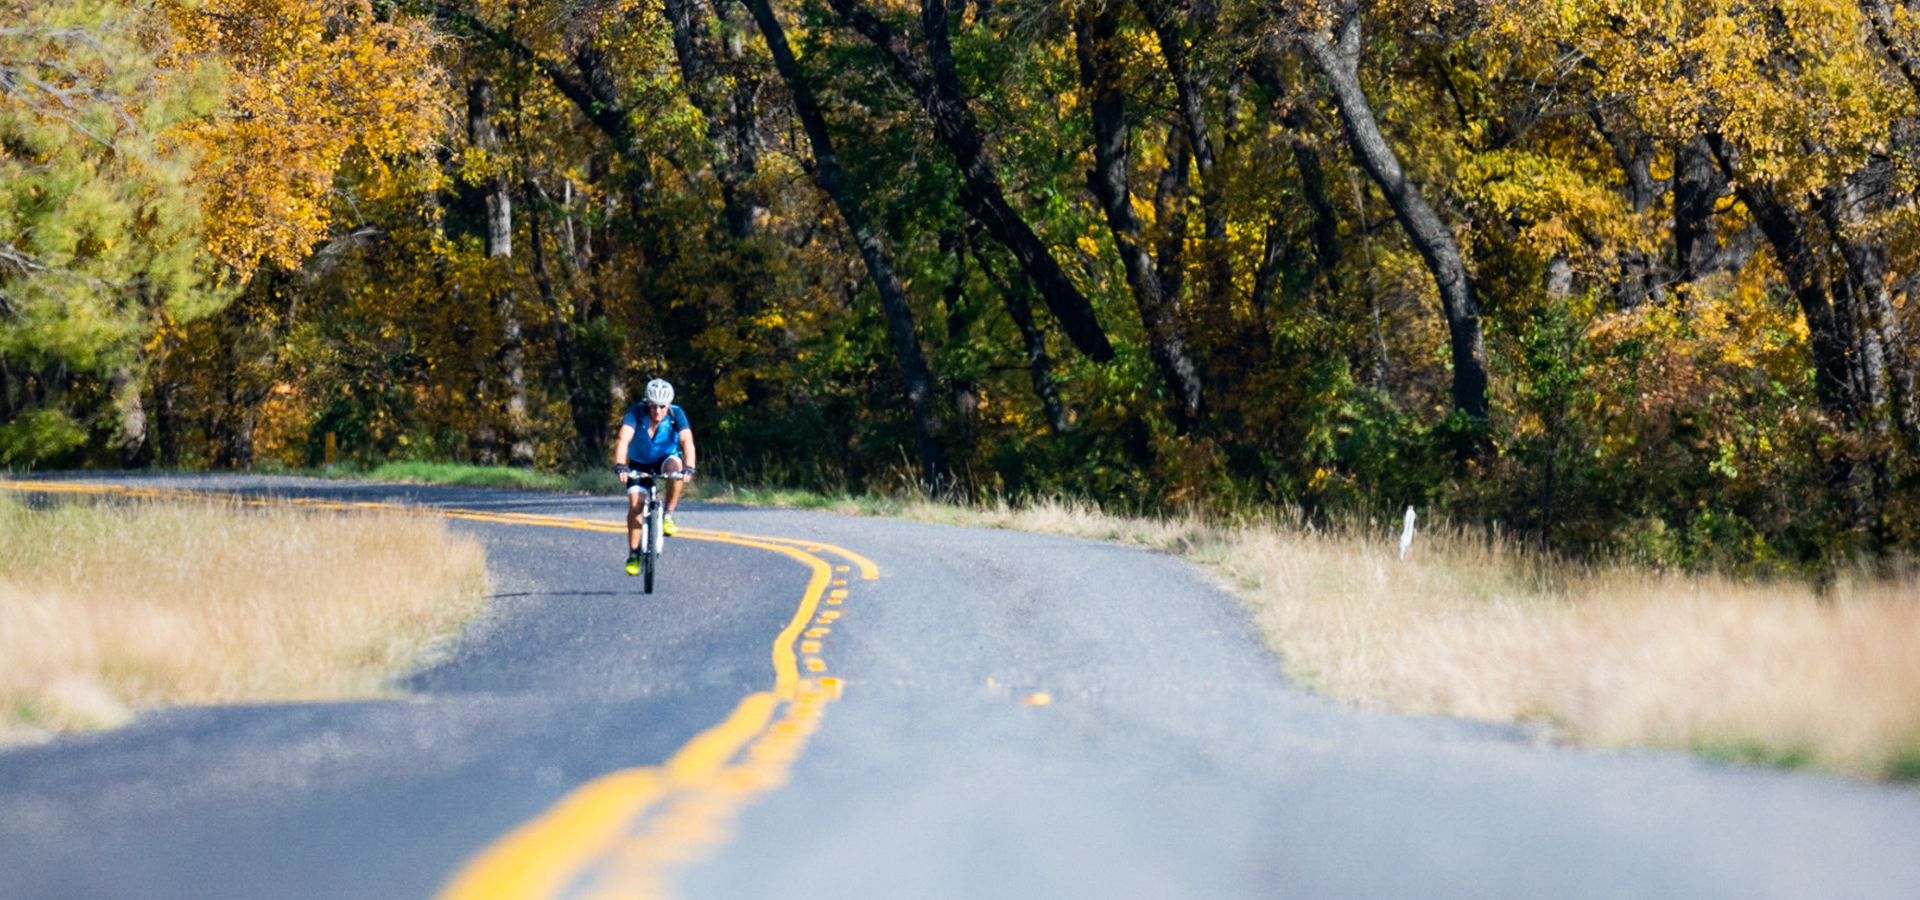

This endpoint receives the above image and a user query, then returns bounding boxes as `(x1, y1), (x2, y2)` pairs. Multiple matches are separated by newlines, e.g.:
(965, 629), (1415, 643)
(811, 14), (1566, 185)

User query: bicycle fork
(638, 490), (667, 556)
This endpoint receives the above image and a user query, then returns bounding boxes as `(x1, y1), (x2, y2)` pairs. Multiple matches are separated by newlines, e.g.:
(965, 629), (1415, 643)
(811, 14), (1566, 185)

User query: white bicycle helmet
(644, 378), (675, 406)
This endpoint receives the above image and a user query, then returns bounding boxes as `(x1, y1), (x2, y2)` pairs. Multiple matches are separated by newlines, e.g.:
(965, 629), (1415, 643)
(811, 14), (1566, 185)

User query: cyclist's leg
(625, 481), (647, 551)
(661, 456), (685, 512)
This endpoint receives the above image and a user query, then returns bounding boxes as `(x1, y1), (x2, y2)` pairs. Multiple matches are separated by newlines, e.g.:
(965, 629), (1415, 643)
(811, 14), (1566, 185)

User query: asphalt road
(3, 474), (1920, 900)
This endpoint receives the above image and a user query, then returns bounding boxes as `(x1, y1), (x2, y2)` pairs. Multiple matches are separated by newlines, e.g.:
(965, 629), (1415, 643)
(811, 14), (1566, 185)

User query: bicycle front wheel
(644, 497), (663, 593)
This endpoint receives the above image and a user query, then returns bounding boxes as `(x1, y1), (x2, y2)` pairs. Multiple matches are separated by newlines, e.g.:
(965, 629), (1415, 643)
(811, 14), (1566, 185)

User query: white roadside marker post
(1400, 506), (1416, 561)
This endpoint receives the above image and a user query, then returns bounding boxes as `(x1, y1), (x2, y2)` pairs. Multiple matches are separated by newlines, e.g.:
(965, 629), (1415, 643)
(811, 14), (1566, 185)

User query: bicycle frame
(625, 469), (685, 593)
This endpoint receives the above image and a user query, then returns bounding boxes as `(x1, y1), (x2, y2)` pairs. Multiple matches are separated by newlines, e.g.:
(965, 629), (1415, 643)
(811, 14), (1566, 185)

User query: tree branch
(822, 0), (1116, 361)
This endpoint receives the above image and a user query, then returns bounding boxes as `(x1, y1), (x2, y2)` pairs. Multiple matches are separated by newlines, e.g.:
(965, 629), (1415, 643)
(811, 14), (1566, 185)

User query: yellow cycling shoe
(625, 550), (641, 576)
(662, 514), (678, 536)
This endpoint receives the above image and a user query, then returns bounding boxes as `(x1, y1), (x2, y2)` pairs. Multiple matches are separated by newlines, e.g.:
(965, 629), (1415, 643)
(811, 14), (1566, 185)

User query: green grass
(1886, 744), (1920, 782)
(353, 462), (618, 493)
(1692, 737), (1817, 772)
(705, 484), (905, 513)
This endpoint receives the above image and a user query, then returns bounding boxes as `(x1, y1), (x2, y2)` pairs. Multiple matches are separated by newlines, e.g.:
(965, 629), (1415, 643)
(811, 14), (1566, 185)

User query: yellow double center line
(0, 479), (877, 899)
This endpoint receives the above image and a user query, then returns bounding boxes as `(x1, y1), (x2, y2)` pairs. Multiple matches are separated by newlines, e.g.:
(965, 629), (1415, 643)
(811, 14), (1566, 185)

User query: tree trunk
(1247, 54), (1342, 291)
(1546, 255), (1574, 298)
(230, 410), (256, 470)
(824, 0), (1116, 363)
(973, 246), (1074, 435)
(1863, 0), (1920, 99)
(664, 0), (764, 239)
(211, 276), (281, 470)
(940, 229), (980, 444)
(469, 77), (534, 467)
(1709, 134), (1860, 422)
(1247, 55), (1342, 312)
(719, 0), (768, 230)
(561, 177), (584, 280)
(468, 79), (513, 258)
(499, 289), (534, 467)
(1348, 169), (1390, 390)
(148, 339), (181, 466)
(214, 314), (269, 470)
(1006, 274), (1073, 437)
(739, 0), (948, 489)
(1673, 134), (1725, 286)
(468, 317), (497, 465)
(1138, 0), (1231, 321)
(1589, 110), (1660, 309)
(1074, 3), (1204, 432)
(1818, 168), (1914, 442)
(1252, 219), (1287, 316)
(574, 150), (627, 434)
(1293, 139), (1341, 284)
(1303, 8), (1489, 422)
(529, 180), (601, 467)
(1153, 125), (1193, 334)
(0, 356), (14, 428)
(110, 366), (149, 468)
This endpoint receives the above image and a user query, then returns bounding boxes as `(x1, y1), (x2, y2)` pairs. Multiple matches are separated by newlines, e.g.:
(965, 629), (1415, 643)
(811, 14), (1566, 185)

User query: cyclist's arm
(614, 423), (636, 469)
(677, 428), (696, 475)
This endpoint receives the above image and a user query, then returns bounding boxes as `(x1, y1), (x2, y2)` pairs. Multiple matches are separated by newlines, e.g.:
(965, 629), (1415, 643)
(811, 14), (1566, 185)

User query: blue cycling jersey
(622, 404), (690, 464)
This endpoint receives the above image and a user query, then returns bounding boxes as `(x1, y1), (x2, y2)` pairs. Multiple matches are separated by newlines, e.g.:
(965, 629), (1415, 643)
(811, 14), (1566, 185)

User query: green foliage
(0, 0), (233, 466)
(1692, 736), (1818, 772)
(0, 0), (227, 355)
(357, 461), (578, 492)
(0, 407), (85, 466)
(1888, 743), (1920, 782)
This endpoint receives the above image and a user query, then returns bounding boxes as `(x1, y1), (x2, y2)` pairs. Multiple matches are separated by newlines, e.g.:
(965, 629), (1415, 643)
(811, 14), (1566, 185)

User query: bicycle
(620, 467), (686, 594)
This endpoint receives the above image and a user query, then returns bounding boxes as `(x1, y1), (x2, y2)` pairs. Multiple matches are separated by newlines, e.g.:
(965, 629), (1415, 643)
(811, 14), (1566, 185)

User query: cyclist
(614, 378), (697, 575)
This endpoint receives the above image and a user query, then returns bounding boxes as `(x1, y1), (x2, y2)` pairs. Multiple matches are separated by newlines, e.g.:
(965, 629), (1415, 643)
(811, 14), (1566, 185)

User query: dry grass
(1221, 523), (1920, 778)
(0, 495), (488, 743)
(744, 490), (1920, 779)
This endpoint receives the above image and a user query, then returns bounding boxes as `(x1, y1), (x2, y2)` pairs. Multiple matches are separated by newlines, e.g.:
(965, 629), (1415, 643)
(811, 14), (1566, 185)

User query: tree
(0, 0), (227, 467)
(1297, 0), (1490, 424)
(824, 0), (1117, 364)
(739, 0), (948, 488)
(1073, 1), (1204, 431)
(170, 0), (443, 277)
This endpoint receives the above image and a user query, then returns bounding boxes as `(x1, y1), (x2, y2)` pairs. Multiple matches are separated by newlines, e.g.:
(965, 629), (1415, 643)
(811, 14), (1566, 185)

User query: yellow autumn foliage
(167, 0), (443, 275)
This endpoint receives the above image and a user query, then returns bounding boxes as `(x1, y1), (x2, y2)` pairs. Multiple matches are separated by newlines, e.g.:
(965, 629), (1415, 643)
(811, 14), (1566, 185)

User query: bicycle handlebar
(617, 468), (690, 482)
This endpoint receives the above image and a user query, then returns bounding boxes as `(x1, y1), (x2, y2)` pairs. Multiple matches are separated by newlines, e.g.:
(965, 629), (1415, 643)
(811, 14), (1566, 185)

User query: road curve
(2, 474), (1919, 900)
